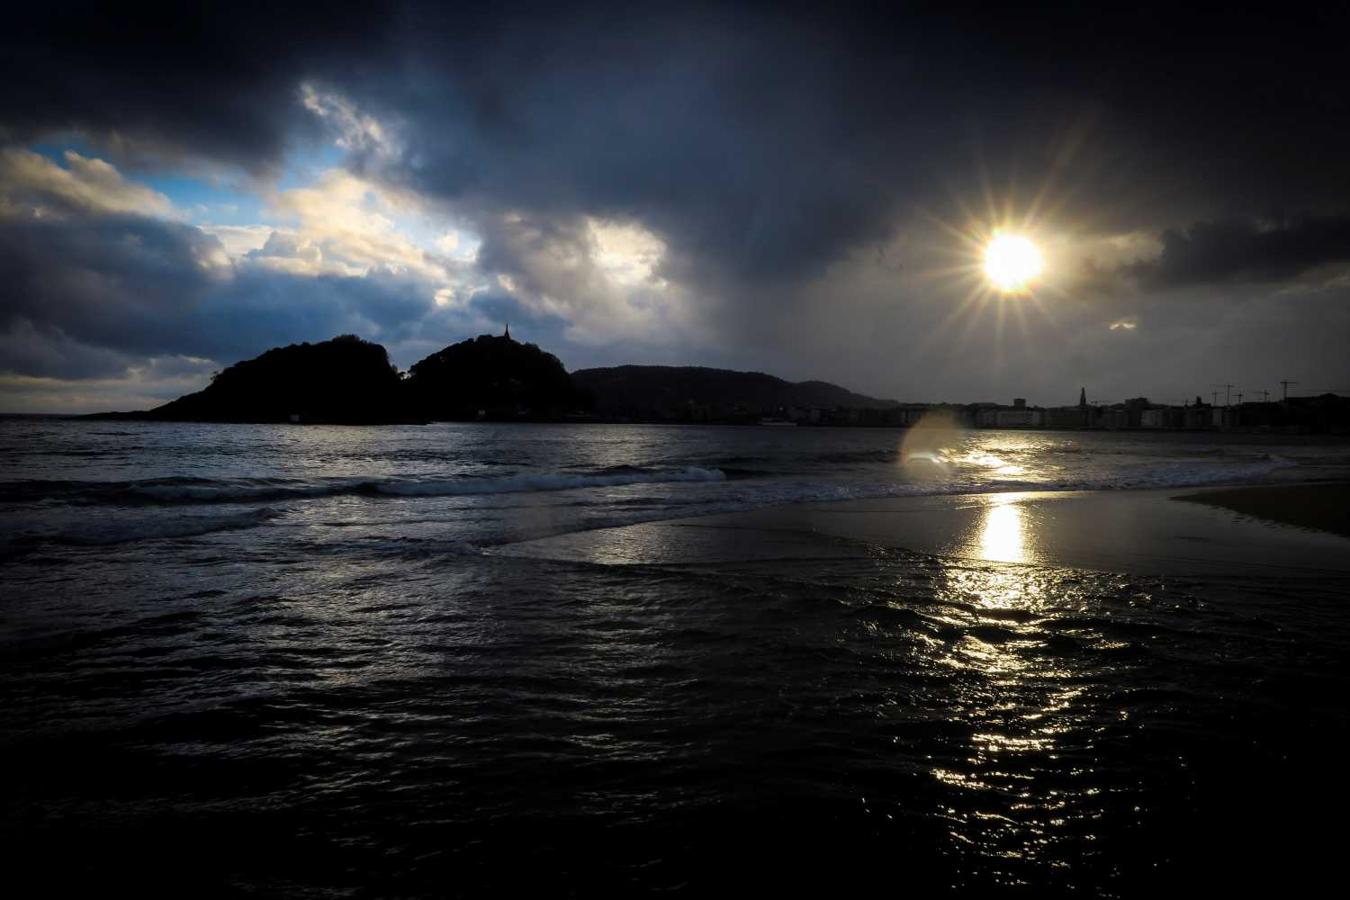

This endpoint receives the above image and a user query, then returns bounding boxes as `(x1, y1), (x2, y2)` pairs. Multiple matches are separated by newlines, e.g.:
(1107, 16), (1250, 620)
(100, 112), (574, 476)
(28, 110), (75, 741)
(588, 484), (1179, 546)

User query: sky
(3, 1), (1350, 413)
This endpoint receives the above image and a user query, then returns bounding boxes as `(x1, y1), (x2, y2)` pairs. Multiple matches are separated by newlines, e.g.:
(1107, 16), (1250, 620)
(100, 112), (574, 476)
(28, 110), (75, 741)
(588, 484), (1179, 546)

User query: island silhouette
(92, 331), (897, 424)
(141, 334), (411, 424)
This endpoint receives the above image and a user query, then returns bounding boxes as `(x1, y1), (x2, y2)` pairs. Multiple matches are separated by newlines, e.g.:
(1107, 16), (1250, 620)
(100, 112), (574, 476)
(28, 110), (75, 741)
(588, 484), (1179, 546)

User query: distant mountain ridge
(572, 365), (898, 422)
(92, 334), (896, 424)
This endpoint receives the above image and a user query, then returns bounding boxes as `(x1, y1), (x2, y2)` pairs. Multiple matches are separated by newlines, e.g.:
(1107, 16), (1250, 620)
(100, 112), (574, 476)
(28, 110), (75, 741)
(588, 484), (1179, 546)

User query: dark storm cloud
(347, 3), (1350, 288)
(210, 266), (440, 353)
(0, 215), (226, 357)
(0, 212), (440, 374)
(359, 5), (911, 283)
(0, 321), (138, 380)
(1122, 218), (1350, 289)
(9, 3), (1350, 278)
(1, 3), (396, 172)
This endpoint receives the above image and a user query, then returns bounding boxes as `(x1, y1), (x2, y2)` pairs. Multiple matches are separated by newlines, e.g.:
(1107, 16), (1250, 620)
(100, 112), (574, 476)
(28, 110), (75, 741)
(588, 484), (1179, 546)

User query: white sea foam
(374, 466), (727, 496)
(51, 507), (281, 546)
(115, 466), (728, 504)
(130, 481), (350, 503)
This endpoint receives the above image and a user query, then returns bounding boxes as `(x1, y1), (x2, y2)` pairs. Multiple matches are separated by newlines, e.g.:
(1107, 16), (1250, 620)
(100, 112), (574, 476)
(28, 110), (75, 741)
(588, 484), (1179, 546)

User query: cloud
(0, 354), (221, 414)
(1120, 217), (1350, 288)
(1, 5), (394, 174)
(0, 149), (560, 408)
(344, 15), (911, 288)
(474, 211), (701, 345)
(0, 152), (513, 404)
(200, 223), (273, 257)
(0, 213), (231, 358)
(0, 319), (137, 380)
(0, 204), (459, 377)
(250, 168), (464, 285)
(301, 82), (401, 162)
(0, 148), (175, 218)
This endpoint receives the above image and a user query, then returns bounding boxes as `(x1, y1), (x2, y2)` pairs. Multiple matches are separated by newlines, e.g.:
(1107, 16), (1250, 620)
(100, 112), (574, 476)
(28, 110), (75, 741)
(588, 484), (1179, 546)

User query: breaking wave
(371, 466), (727, 496)
(0, 466), (730, 507)
(4, 507), (281, 553)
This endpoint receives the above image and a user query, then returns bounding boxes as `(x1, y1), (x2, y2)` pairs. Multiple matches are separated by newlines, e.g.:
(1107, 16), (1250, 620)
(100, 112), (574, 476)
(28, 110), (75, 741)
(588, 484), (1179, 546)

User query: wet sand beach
(1176, 482), (1350, 538)
(499, 483), (1350, 577)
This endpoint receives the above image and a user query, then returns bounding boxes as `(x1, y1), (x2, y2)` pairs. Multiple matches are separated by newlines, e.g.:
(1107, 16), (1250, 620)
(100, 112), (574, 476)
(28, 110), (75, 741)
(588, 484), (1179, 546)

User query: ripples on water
(3, 421), (1350, 894)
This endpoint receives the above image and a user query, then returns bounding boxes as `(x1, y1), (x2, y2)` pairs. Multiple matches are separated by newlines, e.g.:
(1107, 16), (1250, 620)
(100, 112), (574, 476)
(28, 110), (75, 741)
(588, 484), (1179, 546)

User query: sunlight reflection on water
(929, 554), (1094, 880)
(955, 492), (1043, 566)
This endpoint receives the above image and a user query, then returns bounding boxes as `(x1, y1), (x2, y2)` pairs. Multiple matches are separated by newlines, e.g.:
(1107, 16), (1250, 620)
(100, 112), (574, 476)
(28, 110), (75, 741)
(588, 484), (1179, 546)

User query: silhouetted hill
(571, 365), (897, 422)
(92, 334), (892, 426)
(406, 333), (583, 420)
(139, 335), (411, 424)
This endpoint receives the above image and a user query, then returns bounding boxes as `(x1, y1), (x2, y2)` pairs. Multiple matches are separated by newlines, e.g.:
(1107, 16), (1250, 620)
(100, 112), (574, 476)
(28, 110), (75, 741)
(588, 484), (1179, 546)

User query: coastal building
(977, 398), (1044, 428)
(1044, 406), (1089, 428)
(1184, 402), (1213, 429)
(1100, 407), (1130, 429)
(1122, 398), (1153, 428)
(956, 388), (1345, 433)
(894, 405), (932, 426)
(1140, 408), (1166, 428)
(994, 407), (1044, 427)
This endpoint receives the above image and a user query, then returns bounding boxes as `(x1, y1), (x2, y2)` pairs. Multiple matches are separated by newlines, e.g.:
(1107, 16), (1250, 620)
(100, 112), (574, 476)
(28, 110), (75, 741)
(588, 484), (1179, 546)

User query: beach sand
(498, 483), (1350, 576)
(1175, 482), (1350, 538)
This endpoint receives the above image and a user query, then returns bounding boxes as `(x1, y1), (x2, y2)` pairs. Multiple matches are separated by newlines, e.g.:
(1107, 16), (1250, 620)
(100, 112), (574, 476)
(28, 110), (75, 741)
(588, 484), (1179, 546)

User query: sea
(3, 418), (1349, 895)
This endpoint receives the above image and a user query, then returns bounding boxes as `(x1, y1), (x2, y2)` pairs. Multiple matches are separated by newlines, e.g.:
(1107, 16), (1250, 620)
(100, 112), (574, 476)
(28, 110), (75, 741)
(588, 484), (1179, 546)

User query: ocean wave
(129, 479), (349, 504)
(2, 466), (731, 507)
(371, 466), (727, 496)
(5, 507), (281, 551)
(675, 455), (1304, 511)
(0, 447), (1307, 520)
(978, 454), (1297, 494)
(675, 442), (1278, 475)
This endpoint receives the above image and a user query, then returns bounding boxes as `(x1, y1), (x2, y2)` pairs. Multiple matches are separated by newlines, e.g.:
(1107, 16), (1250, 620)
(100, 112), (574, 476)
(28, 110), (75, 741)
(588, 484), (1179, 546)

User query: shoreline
(23, 412), (1350, 437)
(1174, 482), (1350, 538)
(498, 480), (1350, 577)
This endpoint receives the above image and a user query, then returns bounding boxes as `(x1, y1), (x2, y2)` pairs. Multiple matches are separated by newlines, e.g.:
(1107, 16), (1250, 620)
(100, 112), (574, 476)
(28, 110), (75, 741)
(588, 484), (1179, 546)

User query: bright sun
(984, 232), (1043, 293)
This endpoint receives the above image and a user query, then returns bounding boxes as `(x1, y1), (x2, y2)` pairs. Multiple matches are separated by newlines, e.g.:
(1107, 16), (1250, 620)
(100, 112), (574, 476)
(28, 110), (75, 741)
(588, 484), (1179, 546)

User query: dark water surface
(3, 421), (1349, 895)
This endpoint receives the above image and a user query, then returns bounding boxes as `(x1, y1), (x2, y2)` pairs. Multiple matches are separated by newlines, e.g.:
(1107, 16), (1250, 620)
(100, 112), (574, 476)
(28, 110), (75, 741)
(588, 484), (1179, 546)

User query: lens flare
(899, 410), (966, 475)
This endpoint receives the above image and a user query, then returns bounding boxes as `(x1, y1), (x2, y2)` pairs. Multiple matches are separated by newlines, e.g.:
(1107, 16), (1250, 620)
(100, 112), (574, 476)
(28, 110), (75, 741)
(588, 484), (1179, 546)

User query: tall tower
(504, 322), (511, 340)
(1079, 387), (1087, 408)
